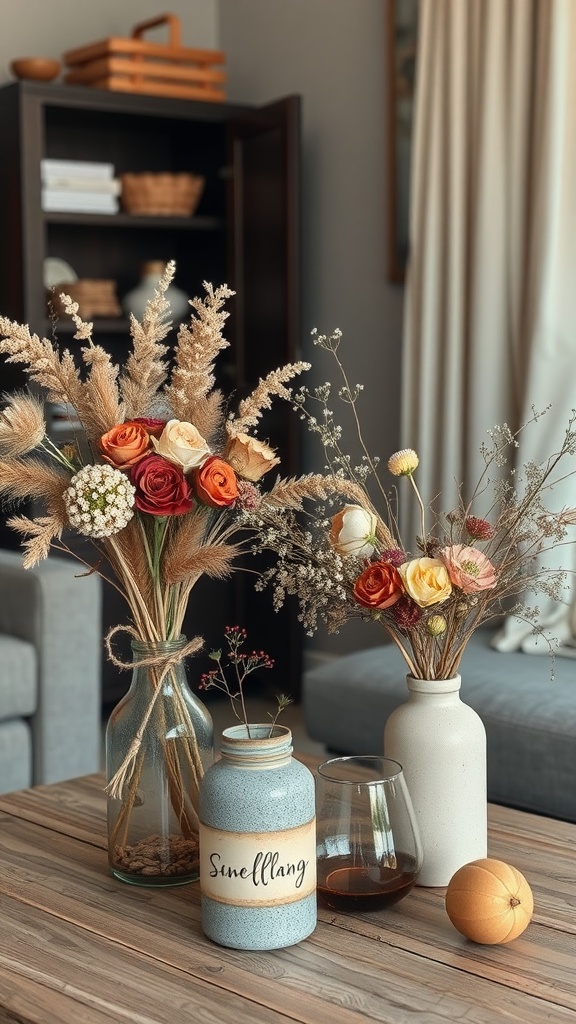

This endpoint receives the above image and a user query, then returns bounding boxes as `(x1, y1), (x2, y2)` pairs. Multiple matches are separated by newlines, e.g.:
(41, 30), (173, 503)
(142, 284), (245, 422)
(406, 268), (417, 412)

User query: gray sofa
(303, 629), (576, 822)
(0, 550), (102, 794)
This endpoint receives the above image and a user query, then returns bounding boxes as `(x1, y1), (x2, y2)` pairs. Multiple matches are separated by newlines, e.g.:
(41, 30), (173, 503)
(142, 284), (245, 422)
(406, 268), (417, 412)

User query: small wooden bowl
(10, 57), (61, 82)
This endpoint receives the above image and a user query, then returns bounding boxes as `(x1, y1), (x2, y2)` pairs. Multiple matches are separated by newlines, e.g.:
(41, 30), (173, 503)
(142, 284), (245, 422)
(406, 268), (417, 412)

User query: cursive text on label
(209, 850), (308, 889)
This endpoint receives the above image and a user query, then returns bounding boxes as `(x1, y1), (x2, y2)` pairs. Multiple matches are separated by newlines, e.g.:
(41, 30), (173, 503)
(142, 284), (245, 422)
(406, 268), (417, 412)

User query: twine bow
(104, 625), (204, 800)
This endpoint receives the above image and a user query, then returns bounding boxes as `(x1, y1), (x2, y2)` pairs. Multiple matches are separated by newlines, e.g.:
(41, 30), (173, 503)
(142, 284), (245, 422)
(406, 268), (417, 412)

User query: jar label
(199, 818), (317, 906)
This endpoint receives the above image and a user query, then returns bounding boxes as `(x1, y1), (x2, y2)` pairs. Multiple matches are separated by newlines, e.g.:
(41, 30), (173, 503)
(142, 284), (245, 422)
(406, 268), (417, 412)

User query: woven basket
(120, 172), (205, 216)
(49, 279), (122, 319)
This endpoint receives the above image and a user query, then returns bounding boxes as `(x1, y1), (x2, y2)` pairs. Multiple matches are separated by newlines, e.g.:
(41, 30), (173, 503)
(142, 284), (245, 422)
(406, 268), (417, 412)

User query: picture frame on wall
(386, 0), (419, 283)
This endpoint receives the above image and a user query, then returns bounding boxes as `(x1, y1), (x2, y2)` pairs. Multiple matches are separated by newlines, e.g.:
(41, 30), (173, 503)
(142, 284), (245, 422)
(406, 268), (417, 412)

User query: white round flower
(387, 448), (419, 477)
(64, 464), (135, 538)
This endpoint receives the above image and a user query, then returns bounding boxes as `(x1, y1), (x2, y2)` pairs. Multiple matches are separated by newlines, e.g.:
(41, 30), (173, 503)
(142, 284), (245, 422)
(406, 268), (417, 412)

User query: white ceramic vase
(384, 674), (487, 887)
(122, 260), (190, 322)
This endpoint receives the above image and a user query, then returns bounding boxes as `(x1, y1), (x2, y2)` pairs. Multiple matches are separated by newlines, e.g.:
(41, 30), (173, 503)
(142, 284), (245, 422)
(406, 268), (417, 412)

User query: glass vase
(315, 756), (423, 911)
(105, 636), (214, 886)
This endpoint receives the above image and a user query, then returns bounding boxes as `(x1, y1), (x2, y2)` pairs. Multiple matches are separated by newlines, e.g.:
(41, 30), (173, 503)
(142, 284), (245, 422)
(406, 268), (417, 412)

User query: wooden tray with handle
(62, 13), (226, 102)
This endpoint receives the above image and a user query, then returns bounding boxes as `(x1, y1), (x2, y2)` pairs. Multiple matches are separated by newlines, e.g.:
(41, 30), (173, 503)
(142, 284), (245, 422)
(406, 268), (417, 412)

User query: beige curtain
(402, 0), (576, 653)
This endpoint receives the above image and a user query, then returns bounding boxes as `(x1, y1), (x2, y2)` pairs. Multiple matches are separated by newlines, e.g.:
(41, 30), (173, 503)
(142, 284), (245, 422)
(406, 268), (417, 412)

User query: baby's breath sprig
(298, 328), (392, 516)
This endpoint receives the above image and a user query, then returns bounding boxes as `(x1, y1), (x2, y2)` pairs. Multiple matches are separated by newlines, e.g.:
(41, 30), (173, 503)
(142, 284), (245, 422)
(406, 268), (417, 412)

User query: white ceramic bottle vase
(384, 675), (487, 887)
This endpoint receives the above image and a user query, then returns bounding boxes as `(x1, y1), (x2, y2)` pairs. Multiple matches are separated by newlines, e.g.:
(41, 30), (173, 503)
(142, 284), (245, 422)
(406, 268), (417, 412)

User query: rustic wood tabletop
(0, 757), (574, 1023)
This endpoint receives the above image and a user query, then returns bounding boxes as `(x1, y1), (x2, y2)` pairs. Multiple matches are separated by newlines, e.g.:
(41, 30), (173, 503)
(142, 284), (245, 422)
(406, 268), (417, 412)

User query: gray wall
(0, 0), (404, 660)
(220, 0), (404, 659)
(0, 0), (218, 81)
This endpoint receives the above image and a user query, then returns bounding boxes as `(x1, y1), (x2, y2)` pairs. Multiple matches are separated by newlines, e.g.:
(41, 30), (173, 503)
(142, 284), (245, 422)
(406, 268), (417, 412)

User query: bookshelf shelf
(43, 211), (225, 230)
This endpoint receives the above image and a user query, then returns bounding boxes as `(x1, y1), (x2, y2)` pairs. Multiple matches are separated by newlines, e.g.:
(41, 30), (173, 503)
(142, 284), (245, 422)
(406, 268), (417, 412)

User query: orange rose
(353, 561), (404, 610)
(194, 456), (239, 508)
(99, 421), (151, 468)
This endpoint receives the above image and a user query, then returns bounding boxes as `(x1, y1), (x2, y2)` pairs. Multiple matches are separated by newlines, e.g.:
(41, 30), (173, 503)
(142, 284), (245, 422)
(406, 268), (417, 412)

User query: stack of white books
(41, 159), (120, 214)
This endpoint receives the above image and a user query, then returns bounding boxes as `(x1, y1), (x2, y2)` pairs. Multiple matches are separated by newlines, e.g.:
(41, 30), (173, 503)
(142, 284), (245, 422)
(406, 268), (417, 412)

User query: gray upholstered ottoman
(303, 629), (576, 822)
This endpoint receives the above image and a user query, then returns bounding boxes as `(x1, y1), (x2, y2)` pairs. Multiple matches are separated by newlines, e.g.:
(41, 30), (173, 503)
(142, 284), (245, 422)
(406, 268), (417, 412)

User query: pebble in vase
(199, 725), (317, 950)
(384, 674), (487, 887)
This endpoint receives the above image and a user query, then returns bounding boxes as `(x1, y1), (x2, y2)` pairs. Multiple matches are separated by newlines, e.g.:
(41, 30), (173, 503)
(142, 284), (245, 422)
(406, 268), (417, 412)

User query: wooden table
(0, 757), (575, 1023)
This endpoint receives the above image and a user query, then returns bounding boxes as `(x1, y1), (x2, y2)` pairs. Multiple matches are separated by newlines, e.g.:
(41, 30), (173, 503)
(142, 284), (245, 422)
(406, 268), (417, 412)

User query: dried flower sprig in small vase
(199, 624), (292, 738)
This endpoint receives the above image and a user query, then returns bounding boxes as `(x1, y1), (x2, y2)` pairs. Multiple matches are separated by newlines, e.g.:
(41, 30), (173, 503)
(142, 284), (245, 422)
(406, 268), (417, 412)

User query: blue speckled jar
(199, 724), (317, 950)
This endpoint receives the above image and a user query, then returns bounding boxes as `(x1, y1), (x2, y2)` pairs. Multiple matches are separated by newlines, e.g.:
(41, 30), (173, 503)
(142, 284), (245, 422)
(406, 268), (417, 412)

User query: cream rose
(224, 432), (280, 481)
(329, 504), (378, 558)
(152, 419), (210, 472)
(398, 557), (452, 608)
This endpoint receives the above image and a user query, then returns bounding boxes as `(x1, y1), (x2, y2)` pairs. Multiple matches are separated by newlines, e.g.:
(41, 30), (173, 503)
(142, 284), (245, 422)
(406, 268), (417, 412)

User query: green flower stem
(152, 517), (170, 637)
(41, 435), (77, 472)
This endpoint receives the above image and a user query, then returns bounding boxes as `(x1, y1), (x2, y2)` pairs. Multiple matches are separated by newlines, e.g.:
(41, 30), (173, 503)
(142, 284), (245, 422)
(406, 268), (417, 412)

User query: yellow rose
(329, 504), (377, 557)
(151, 419), (210, 472)
(398, 557), (452, 608)
(224, 432), (280, 481)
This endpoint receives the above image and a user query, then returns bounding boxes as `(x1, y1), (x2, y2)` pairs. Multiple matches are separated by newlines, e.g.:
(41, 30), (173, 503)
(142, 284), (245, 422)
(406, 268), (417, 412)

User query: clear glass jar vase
(105, 636), (214, 886)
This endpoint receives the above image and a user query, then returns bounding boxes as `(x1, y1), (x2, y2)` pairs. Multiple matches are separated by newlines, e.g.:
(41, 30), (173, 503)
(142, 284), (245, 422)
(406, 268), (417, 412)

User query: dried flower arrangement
(0, 265), (359, 878)
(242, 328), (576, 681)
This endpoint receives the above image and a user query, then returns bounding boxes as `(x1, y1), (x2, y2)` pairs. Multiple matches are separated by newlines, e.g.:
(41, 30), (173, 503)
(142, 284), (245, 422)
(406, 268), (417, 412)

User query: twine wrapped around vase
(104, 625), (204, 799)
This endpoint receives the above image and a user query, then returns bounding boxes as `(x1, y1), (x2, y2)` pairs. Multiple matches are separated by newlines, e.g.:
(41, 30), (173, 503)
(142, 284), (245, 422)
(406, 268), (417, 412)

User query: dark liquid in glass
(317, 852), (419, 911)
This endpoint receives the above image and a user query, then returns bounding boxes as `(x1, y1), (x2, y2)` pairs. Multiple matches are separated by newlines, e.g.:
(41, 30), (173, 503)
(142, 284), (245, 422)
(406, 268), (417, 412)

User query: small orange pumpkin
(445, 858), (534, 944)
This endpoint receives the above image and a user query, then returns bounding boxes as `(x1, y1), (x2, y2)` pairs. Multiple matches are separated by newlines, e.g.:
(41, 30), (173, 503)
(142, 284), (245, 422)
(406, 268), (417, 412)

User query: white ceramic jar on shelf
(122, 261), (189, 322)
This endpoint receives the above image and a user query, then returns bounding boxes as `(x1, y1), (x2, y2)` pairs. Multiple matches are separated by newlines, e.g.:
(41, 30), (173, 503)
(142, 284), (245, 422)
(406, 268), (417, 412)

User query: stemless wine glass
(315, 756), (423, 912)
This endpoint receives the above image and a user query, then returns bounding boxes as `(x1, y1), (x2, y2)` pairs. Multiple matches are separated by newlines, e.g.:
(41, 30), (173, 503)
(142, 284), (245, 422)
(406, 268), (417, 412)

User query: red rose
(194, 456), (239, 508)
(353, 561), (404, 609)
(133, 417), (166, 439)
(131, 454), (193, 516)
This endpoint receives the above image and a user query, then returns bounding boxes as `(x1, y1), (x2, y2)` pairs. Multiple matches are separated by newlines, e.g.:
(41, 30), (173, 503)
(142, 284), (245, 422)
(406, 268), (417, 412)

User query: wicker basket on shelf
(48, 279), (122, 319)
(120, 172), (205, 217)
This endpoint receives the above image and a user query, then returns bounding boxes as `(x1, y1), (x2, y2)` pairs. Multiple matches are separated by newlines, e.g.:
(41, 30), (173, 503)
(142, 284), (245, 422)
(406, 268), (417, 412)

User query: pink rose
(441, 544), (497, 594)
